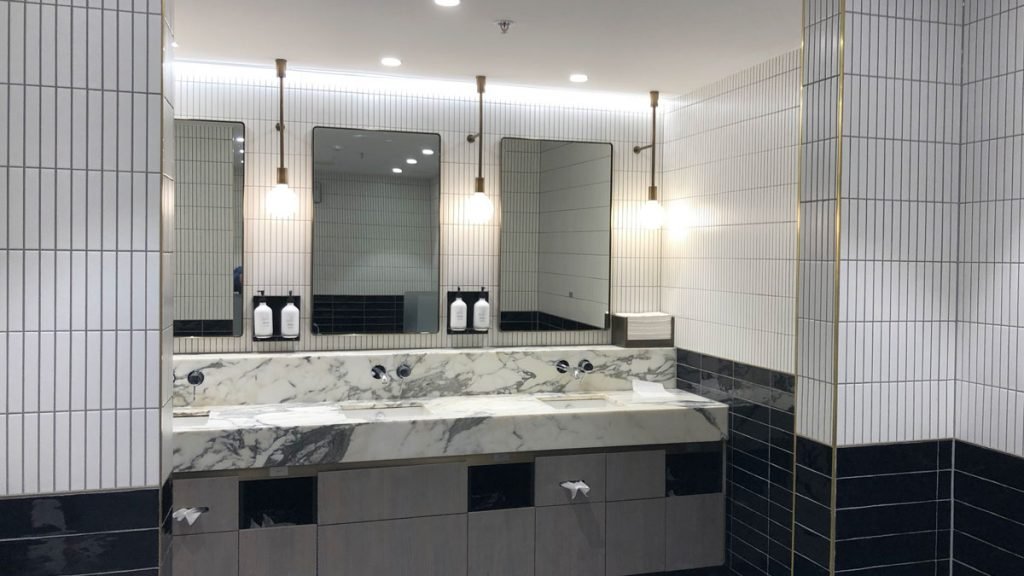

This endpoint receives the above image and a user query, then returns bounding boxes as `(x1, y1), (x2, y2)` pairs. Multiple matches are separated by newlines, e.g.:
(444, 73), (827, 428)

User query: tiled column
(795, 1), (961, 574)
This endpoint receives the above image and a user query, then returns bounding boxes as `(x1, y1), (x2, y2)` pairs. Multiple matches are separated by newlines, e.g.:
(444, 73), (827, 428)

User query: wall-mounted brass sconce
(267, 58), (298, 218)
(466, 75), (493, 223)
(633, 90), (662, 229)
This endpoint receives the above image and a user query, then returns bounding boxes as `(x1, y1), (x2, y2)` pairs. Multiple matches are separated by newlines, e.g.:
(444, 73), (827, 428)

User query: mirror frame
(172, 118), (247, 339)
(309, 126), (444, 336)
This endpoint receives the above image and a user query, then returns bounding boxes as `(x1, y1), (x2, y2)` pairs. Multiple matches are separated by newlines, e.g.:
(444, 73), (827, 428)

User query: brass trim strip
(828, 2), (848, 575)
(789, 0), (807, 572)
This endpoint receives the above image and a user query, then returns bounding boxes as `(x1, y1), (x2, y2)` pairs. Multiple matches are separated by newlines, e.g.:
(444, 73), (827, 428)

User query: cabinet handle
(560, 480), (591, 500)
(172, 506), (210, 526)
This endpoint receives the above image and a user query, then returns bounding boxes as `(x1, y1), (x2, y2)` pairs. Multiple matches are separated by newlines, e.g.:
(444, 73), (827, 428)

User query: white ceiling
(173, 0), (802, 95)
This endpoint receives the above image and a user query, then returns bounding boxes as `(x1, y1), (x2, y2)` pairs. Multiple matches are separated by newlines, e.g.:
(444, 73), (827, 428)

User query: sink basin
(343, 405), (432, 421)
(540, 397), (616, 410)
(256, 407), (344, 427)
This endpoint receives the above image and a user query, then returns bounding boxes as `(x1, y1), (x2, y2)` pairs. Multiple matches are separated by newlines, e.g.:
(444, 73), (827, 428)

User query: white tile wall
(312, 173), (437, 296)
(957, 0), (1024, 459)
(173, 63), (661, 353)
(661, 51), (801, 376)
(1, 0), (168, 497)
(537, 141), (612, 328)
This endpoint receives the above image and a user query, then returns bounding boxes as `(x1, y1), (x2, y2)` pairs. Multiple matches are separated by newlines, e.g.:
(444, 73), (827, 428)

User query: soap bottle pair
(254, 290), (300, 340)
(451, 288), (489, 332)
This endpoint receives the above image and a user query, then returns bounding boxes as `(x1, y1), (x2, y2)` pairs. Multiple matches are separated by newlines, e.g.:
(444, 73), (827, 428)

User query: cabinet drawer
(665, 493), (725, 570)
(606, 499), (666, 576)
(238, 525), (317, 576)
(535, 453), (605, 506)
(606, 450), (665, 501)
(318, 515), (467, 576)
(468, 508), (535, 576)
(172, 532), (238, 576)
(318, 462), (466, 524)
(535, 503), (605, 576)
(172, 476), (238, 535)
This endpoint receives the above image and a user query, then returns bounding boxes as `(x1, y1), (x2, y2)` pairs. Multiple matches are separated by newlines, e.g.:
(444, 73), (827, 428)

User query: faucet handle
(555, 360), (570, 374)
(577, 359), (594, 374)
(371, 365), (389, 381)
(395, 364), (412, 379)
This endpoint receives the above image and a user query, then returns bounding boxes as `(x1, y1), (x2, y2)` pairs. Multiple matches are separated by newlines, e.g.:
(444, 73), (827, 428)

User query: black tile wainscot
(834, 440), (952, 575)
(953, 441), (1024, 576)
(0, 489), (160, 576)
(676, 349), (795, 576)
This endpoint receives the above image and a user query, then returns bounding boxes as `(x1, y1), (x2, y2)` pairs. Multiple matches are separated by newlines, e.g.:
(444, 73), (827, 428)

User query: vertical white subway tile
(21, 414), (38, 495)
(70, 411), (86, 491)
(115, 410), (131, 487)
(85, 411), (100, 490)
(100, 409), (116, 489)
(38, 412), (54, 493)
(54, 411), (70, 493)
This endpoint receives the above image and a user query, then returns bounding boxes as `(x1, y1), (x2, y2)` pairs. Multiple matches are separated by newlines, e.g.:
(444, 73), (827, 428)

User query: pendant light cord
(276, 58), (287, 184)
(649, 90), (659, 201)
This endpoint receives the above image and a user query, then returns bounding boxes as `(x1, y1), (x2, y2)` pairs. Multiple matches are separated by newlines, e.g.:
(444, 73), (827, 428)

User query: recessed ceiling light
(569, 73), (589, 83)
(171, 40), (179, 48)
(235, 136), (244, 143)
(434, 0), (460, 6)
(422, 149), (435, 155)
(406, 158), (418, 165)
(392, 167), (403, 174)
(381, 57), (402, 67)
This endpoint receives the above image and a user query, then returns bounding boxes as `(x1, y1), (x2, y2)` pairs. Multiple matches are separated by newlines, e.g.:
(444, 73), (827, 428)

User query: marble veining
(173, 390), (727, 473)
(173, 346), (676, 407)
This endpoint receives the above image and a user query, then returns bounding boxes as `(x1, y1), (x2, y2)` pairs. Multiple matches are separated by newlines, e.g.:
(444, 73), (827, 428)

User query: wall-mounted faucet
(555, 360), (571, 374)
(575, 359), (594, 380)
(371, 365), (390, 385)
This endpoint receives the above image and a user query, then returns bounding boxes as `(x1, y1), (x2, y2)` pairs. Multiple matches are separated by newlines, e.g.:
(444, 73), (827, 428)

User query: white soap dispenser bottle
(281, 291), (300, 340)
(450, 288), (468, 332)
(254, 290), (274, 340)
(472, 288), (490, 332)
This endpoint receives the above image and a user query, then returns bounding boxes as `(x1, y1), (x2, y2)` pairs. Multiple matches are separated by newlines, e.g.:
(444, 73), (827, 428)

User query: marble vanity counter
(173, 389), (727, 473)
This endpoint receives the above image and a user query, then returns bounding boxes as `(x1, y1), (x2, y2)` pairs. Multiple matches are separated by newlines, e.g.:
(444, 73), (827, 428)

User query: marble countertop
(173, 389), (728, 473)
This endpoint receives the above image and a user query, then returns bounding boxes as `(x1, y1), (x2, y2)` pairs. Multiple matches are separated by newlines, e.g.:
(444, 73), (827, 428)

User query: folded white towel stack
(616, 312), (673, 342)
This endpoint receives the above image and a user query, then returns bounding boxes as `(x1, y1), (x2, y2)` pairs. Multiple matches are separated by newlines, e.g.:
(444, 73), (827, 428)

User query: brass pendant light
(466, 75), (493, 223)
(634, 90), (663, 228)
(267, 58), (297, 218)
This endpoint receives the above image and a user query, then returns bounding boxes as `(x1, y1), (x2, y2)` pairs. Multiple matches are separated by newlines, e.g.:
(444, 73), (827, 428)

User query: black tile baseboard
(0, 489), (160, 576)
(953, 441), (1024, 575)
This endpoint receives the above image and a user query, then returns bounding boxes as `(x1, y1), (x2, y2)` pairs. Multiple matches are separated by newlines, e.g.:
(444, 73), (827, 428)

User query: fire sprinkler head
(496, 19), (514, 34)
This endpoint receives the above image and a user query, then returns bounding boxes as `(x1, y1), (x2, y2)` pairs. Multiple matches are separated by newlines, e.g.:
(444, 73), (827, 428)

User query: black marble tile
(835, 501), (939, 539)
(835, 531), (937, 571)
(794, 494), (830, 537)
(955, 471), (1024, 527)
(836, 441), (940, 477)
(792, 552), (830, 576)
(794, 524), (830, 570)
(0, 529), (158, 576)
(0, 490), (159, 541)
(676, 349), (702, 368)
(954, 531), (1024, 576)
(836, 561), (946, 576)
(468, 462), (533, 512)
(794, 466), (831, 508)
(700, 355), (733, 377)
(795, 437), (832, 476)
(954, 501), (1024, 559)
(956, 441), (1024, 493)
(836, 471), (938, 508)
(733, 363), (772, 389)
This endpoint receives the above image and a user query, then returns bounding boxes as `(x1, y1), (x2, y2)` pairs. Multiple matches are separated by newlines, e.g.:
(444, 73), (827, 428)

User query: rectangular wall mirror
(173, 120), (245, 337)
(312, 128), (441, 335)
(499, 138), (612, 332)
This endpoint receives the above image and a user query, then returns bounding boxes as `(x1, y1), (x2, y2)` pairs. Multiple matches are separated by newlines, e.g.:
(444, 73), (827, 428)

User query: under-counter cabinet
(171, 477), (240, 576)
(173, 532), (239, 576)
(239, 525), (318, 576)
(318, 462), (468, 576)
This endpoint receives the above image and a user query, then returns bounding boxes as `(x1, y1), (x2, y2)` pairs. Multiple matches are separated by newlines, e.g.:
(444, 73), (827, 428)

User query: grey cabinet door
(172, 476), (239, 535)
(238, 525), (317, 576)
(535, 453), (606, 506)
(606, 499), (666, 576)
(319, 462), (467, 524)
(665, 493), (726, 570)
(318, 514), (467, 576)
(468, 508), (535, 576)
(606, 450), (665, 501)
(172, 532), (238, 576)
(535, 503), (605, 576)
